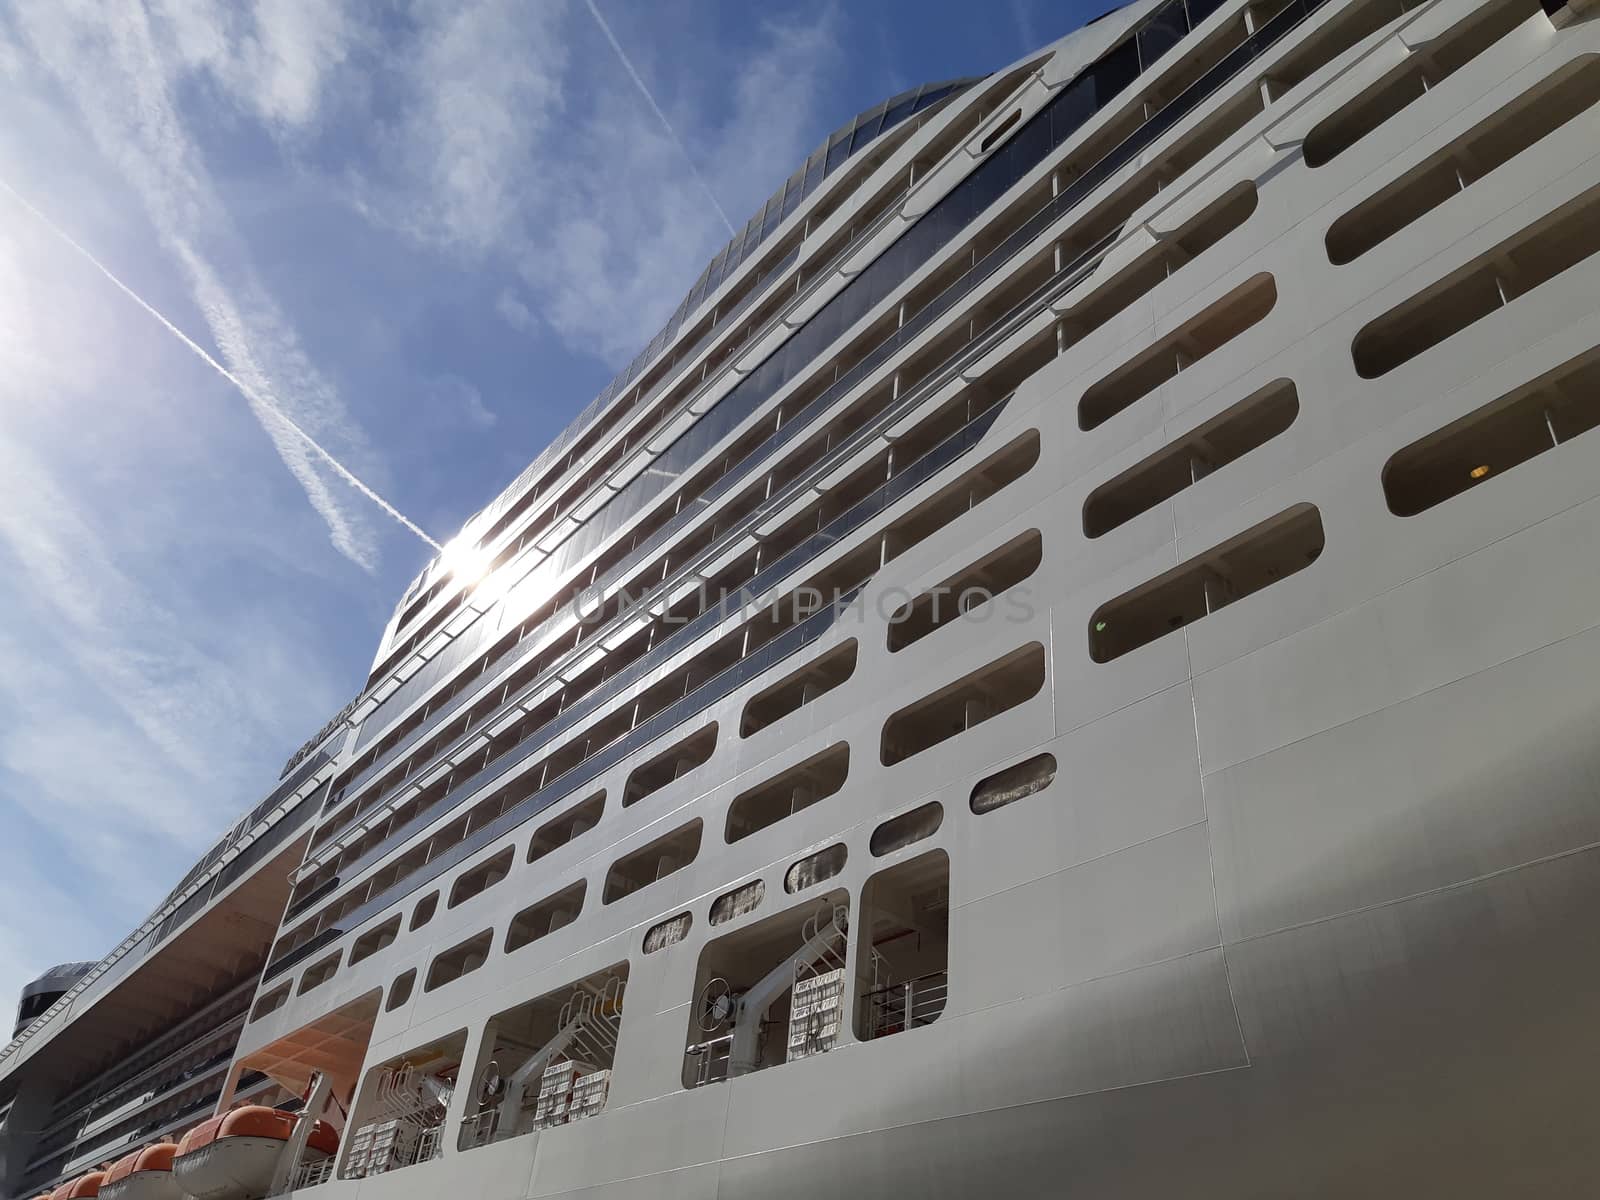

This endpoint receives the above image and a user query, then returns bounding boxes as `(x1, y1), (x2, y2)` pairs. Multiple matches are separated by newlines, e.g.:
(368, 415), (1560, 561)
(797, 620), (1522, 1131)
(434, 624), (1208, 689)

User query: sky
(0, 0), (1100, 1024)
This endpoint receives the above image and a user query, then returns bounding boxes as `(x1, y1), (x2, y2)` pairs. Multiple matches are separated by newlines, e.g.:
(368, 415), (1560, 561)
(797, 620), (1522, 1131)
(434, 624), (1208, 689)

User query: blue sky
(0, 0), (1098, 1019)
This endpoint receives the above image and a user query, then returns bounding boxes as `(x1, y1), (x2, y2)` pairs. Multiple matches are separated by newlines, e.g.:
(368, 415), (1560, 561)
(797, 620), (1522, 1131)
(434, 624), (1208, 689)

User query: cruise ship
(6, 0), (1600, 1193)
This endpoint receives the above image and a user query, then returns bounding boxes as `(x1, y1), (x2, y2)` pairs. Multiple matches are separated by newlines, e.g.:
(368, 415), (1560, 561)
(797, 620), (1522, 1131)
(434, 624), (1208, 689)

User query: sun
(439, 533), (491, 586)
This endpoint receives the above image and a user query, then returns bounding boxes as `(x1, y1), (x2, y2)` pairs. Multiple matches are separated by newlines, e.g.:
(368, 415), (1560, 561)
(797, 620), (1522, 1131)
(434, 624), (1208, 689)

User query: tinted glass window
(1138, 3), (1190, 69)
(1090, 39), (1141, 106)
(802, 145), (827, 199)
(883, 91), (918, 129)
(824, 127), (853, 174)
(780, 166), (806, 220)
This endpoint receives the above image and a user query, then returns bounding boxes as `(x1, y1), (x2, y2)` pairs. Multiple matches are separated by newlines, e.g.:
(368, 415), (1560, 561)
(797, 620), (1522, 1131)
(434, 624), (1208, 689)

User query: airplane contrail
(0, 176), (444, 554)
(581, 0), (737, 237)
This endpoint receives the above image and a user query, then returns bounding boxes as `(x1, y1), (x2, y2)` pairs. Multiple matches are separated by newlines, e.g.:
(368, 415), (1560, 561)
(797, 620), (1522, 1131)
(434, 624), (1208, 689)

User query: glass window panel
(1090, 38), (1141, 105)
(824, 126), (853, 175)
(801, 144), (827, 199)
(1138, 2), (1189, 68)
(882, 90), (918, 131)
(851, 101), (887, 150)
(1048, 76), (1098, 149)
(780, 165), (806, 220)
(736, 213), (762, 265)
(722, 224), (747, 276)
(705, 246), (729, 298)
(760, 191), (784, 240)
(912, 85), (946, 114)
(1185, 0), (1228, 27)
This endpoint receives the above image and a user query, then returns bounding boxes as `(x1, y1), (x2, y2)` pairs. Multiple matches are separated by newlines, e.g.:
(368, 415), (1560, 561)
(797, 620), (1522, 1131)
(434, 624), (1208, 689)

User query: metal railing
(287, 1156), (335, 1192)
(863, 972), (949, 1041)
(685, 1033), (735, 1088)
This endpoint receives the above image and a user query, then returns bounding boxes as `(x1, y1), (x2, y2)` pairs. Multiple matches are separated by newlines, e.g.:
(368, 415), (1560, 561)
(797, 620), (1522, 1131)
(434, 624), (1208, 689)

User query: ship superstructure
(8, 0), (1600, 1193)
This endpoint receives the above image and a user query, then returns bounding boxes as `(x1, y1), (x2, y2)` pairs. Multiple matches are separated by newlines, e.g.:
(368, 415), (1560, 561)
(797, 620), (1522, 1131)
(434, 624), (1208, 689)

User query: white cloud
(0, 213), (357, 1012)
(352, 1), (843, 366)
(149, 0), (359, 130)
(3, 0), (382, 570)
(430, 375), (499, 430)
(496, 287), (538, 334)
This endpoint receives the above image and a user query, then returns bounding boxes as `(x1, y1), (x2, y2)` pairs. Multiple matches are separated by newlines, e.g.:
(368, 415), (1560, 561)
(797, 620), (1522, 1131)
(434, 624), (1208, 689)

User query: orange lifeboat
(171, 1108), (339, 1200)
(48, 1172), (105, 1200)
(100, 1143), (180, 1200)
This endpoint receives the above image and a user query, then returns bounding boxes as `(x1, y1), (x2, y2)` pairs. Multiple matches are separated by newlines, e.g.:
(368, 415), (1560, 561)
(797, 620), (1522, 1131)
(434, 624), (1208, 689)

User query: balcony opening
(970, 752), (1058, 814)
(458, 965), (628, 1150)
(505, 881), (587, 954)
(725, 742), (850, 843)
(855, 851), (949, 1044)
(410, 891), (438, 931)
(785, 843), (848, 894)
(527, 791), (605, 864)
(297, 952), (340, 996)
(603, 820), (703, 904)
(448, 846), (513, 909)
(250, 984), (290, 1023)
(1089, 502), (1325, 661)
(1327, 57), (1600, 264)
(870, 802), (944, 857)
(881, 431), (1041, 560)
(386, 970), (416, 1012)
(1383, 345), (1600, 515)
(644, 912), (692, 954)
(1079, 274), (1278, 430)
(741, 640), (857, 737)
(1303, 0), (1539, 167)
(1062, 184), (1260, 353)
(349, 915), (401, 966)
(1352, 183), (1600, 378)
(887, 531), (1043, 652)
(978, 108), (1022, 153)
(710, 879), (767, 926)
(622, 724), (717, 807)
(881, 642), (1047, 766)
(342, 1030), (463, 1178)
(425, 929), (493, 992)
(683, 892), (849, 1087)
(1084, 379), (1299, 535)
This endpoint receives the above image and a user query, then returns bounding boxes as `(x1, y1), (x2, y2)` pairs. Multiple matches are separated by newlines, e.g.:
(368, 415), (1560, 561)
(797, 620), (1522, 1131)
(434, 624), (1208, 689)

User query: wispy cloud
(581, 0), (736, 236)
(0, 217), (358, 1010)
(351, 0), (842, 366)
(3, 0), (384, 569)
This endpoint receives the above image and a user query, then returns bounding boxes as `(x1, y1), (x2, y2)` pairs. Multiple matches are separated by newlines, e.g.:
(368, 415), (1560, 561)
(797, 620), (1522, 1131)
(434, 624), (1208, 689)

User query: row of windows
(313, 131), (1264, 880)
(280, 0), (1483, 983)
(457, 79), (988, 558)
(341, 0), (1377, 829)
(1326, 54), (1600, 265)
(369, 68), (1028, 687)
(270, 428), (1043, 968)
(324, 740), (1071, 1169)
(265, 636), (1056, 1019)
(341, 0), (1338, 800)
(1303, 0), (1540, 169)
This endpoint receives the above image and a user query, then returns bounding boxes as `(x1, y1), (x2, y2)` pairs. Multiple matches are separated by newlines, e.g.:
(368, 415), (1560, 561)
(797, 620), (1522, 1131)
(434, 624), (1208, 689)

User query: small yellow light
(1469, 464), (1491, 480)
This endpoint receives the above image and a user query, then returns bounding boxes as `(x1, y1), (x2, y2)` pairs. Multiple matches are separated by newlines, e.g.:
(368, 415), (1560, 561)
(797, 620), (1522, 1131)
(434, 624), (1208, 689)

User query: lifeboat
(48, 1172), (105, 1200)
(100, 1144), (181, 1200)
(172, 1108), (338, 1200)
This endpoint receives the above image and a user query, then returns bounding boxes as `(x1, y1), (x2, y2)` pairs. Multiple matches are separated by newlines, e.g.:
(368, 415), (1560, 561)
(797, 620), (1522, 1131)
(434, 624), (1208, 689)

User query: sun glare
(441, 534), (491, 585)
